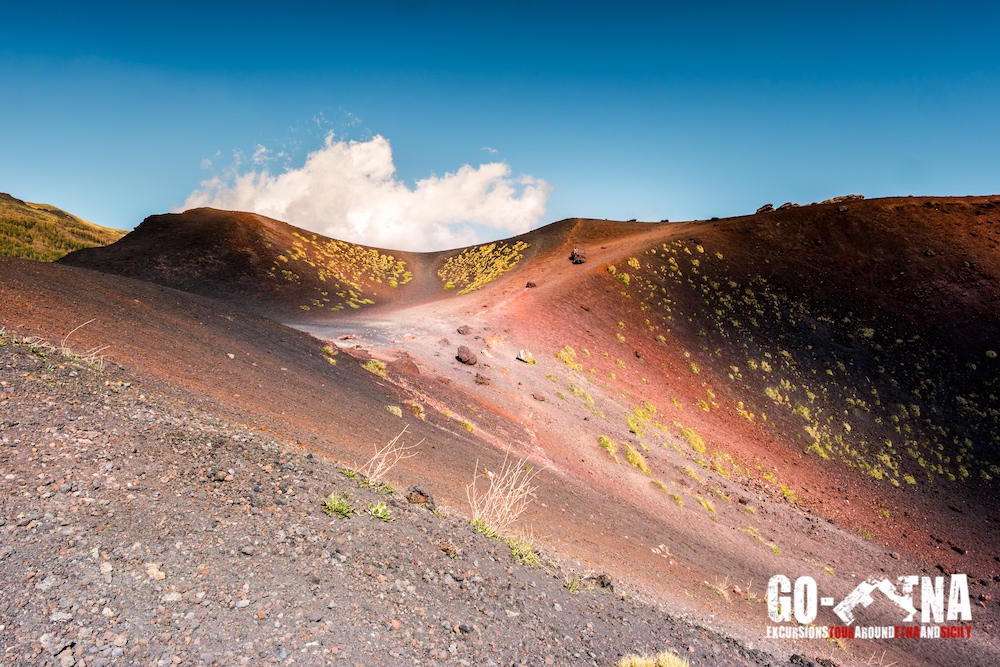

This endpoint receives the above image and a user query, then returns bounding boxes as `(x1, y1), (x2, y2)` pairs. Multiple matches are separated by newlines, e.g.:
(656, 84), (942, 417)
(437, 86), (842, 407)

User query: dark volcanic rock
(756, 203), (774, 214)
(569, 246), (587, 264)
(456, 325), (471, 335)
(456, 345), (477, 365)
(405, 486), (436, 511)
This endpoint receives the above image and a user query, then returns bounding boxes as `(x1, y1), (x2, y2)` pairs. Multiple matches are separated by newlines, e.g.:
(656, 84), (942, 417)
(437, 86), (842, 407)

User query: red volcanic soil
(7, 197), (1000, 666)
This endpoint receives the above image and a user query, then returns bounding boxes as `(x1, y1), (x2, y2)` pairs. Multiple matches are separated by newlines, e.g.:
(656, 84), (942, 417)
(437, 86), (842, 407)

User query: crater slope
(32, 196), (1000, 665)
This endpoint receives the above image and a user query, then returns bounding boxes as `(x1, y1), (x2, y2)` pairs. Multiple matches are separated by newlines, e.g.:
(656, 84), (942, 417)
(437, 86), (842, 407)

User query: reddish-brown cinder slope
(40, 198), (1000, 665)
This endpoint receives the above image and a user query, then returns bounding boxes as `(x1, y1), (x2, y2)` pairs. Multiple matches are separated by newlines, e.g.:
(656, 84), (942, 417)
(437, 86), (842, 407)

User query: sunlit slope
(60, 209), (648, 318)
(61, 197), (1000, 493)
(0, 192), (125, 261)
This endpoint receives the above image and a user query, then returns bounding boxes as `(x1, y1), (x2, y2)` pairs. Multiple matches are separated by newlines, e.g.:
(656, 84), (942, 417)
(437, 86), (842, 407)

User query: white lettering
(794, 576), (817, 624)
(947, 574), (971, 621)
(921, 576), (944, 624)
(768, 575), (791, 622)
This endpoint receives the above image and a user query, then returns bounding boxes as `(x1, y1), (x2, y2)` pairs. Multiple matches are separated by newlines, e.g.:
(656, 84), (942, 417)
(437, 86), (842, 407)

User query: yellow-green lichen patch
(268, 232), (412, 311)
(437, 241), (529, 294)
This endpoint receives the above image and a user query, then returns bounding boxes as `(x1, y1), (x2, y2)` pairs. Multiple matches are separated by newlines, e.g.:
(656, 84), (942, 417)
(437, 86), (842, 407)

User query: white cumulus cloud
(181, 134), (551, 251)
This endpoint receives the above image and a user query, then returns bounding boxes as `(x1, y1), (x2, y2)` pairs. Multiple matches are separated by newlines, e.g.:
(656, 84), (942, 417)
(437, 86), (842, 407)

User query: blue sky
(2, 2), (999, 249)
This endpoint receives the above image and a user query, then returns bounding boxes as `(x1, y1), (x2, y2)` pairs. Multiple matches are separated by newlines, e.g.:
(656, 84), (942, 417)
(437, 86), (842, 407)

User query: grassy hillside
(0, 192), (126, 261)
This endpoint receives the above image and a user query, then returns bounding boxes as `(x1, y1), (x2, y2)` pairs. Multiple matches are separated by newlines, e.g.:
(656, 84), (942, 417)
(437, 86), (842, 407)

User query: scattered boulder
(405, 486), (436, 511)
(531, 393), (546, 402)
(457, 325), (471, 335)
(525, 281), (537, 288)
(516, 349), (536, 364)
(388, 353), (421, 375)
(777, 202), (799, 210)
(756, 203), (774, 214)
(837, 205), (848, 213)
(820, 194), (864, 204)
(586, 573), (614, 591)
(569, 246), (587, 264)
(456, 346), (477, 365)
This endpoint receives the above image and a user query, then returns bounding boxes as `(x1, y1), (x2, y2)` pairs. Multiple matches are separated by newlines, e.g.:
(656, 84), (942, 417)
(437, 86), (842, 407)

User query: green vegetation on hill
(437, 240), (529, 294)
(0, 193), (126, 261)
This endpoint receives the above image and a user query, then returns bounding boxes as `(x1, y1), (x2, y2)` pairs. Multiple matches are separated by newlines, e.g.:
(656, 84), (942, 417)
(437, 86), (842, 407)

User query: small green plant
(507, 536), (540, 566)
(741, 526), (780, 555)
(322, 492), (354, 518)
(556, 345), (583, 371)
(598, 436), (620, 463)
(368, 500), (393, 522)
(696, 496), (716, 513)
(679, 426), (706, 454)
(625, 444), (650, 474)
(711, 488), (730, 502)
(362, 359), (387, 377)
(860, 528), (873, 539)
(563, 575), (581, 593)
(341, 469), (358, 479)
(684, 467), (703, 483)
(779, 484), (799, 502)
(461, 421), (474, 432)
(822, 565), (835, 576)
(386, 405), (403, 417)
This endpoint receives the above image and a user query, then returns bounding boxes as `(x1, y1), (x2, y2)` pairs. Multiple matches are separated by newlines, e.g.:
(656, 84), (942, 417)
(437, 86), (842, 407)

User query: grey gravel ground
(0, 334), (805, 666)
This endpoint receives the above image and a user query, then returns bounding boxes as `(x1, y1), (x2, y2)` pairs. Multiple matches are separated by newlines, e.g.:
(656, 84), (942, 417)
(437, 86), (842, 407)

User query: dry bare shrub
(466, 452), (538, 539)
(357, 425), (421, 489)
(9, 321), (109, 370)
